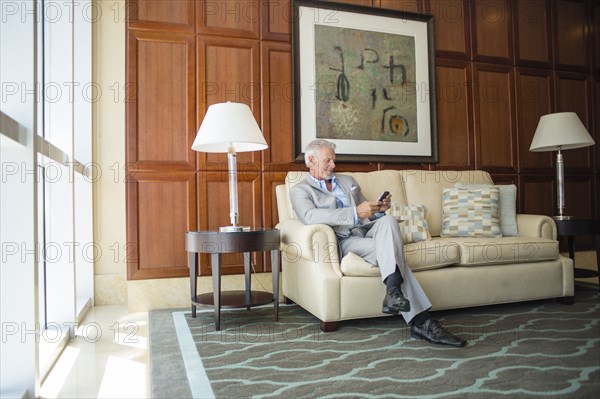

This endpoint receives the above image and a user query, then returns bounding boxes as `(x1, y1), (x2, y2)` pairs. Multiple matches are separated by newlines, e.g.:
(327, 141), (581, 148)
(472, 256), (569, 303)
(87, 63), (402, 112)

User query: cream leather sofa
(275, 170), (574, 332)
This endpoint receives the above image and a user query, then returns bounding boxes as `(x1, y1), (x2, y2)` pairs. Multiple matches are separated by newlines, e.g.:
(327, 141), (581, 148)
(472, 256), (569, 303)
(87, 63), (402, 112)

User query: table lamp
(192, 102), (268, 232)
(529, 112), (595, 220)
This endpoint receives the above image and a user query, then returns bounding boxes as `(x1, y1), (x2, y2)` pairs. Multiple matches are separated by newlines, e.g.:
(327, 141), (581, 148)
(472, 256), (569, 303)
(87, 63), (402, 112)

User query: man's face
(309, 147), (336, 180)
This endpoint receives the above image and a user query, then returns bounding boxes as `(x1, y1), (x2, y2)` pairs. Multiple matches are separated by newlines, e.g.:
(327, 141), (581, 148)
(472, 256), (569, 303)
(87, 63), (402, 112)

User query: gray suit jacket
(289, 174), (376, 240)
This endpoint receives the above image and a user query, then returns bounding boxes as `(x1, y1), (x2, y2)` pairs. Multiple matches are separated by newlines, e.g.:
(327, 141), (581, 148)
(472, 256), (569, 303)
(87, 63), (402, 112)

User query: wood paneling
(197, 36), (261, 167)
(521, 176), (554, 216)
(127, 172), (197, 280)
(473, 63), (516, 172)
(328, 0), (374, 6)
(555, 0), (589, 72)
(472, 0), (513, 64)
(564, 176), (594, 218)
(435, 60), (473, 168)
(379, 0), (421, 13)
(260, 0), (291, 40)
(555, 72), (592, 170)
(516, 68), (554, 171)
(127, 30), (196, 170)
(126, 0), (599, 280)
(594, 3), (600, 72)
(197, 0), (260, 38)
(128, 0), (195, 32)
(261, 42), (294, 167)
(514, 0), (551, 67)
(427, 0), (470, 58)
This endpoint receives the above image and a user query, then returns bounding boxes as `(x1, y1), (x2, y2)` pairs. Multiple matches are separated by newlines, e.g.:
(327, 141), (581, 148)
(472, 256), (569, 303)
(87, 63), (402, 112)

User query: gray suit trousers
(339, 215), (432, 323)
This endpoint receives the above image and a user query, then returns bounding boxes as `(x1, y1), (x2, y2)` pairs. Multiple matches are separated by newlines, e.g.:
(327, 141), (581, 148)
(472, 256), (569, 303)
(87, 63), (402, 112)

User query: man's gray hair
(304, 139), (336, 168)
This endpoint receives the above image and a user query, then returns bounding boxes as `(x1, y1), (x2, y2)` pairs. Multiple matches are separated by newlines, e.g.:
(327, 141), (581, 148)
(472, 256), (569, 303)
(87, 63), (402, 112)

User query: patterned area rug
(149, 287), (599, 398)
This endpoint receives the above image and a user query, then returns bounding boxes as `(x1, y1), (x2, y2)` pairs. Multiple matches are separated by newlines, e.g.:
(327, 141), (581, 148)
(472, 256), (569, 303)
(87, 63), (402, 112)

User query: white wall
(92, 0), (128, 305)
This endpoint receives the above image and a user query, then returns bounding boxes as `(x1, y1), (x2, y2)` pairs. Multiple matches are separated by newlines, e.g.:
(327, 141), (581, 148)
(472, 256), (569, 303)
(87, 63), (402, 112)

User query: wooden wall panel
(564, 176), (594, 218)
(473, 64), (516, 172)
(128, 0), (195, 32)
(434, 60), (473, 168)
(261, 0), (291, 40)
(521, 177), (554, 216)
(126, 0), (599, 280)
(426, 0), (470, 58)
(127, 172), (197, 280)
(594, 3), (600, 72)
(516, 68), (553, 171)
(261, 42), (294, 167)
(197, 0), (260, 38)
(595, 77), (600, 175)
(328, 0), (374, 6)
(514, 0), (551, 67)
(554, 0), (589, 72)
(379, 0), (421, 13)
(555, 73), (593, 171)
(197, 36), (261, 167)
(471, 0), (513, 64)
(127, 31), (196, 170)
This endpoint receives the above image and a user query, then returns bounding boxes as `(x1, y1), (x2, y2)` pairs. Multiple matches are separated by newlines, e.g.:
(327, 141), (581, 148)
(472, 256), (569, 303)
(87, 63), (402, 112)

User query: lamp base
(219, 225), (251, 233)
(553, 215), (573, 221)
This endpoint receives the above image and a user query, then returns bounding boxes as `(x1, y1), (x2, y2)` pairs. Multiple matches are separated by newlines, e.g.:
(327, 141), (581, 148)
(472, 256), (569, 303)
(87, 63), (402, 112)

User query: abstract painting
(293, 0), (437, 163)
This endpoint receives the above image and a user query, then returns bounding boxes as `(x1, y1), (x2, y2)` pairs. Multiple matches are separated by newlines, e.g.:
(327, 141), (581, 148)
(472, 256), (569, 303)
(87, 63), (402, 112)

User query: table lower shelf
(192, 290), (274, 309)
(574, 268), (599, 279)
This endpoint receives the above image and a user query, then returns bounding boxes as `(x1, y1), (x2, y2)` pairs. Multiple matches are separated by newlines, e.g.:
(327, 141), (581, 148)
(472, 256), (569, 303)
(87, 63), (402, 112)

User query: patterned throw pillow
(396, 204), (431, 243)
(441, 187), (502, 237)
(454, 183), (518, 237)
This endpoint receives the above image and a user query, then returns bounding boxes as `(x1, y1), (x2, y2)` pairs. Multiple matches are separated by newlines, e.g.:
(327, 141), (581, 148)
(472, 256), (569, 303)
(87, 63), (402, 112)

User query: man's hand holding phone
(356, 191), (392, 218)
(377, 191), (391, 212)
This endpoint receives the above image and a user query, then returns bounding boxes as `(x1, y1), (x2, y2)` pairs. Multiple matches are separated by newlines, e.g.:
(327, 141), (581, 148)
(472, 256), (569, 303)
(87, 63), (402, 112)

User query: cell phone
(377, 191), (390, 202)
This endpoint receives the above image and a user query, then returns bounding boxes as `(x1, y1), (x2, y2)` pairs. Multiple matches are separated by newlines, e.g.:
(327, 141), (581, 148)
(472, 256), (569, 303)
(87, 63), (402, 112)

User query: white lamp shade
(192, 102), (268, 152)
(530, 112), (595, 152)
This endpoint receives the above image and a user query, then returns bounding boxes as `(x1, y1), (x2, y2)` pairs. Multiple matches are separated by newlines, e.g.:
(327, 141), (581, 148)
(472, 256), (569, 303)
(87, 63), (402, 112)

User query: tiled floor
(40, 305), (150, 399)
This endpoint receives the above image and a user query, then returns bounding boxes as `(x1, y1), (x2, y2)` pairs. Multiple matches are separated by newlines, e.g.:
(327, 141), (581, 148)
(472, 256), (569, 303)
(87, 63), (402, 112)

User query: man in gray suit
(290, 139), (466, 347)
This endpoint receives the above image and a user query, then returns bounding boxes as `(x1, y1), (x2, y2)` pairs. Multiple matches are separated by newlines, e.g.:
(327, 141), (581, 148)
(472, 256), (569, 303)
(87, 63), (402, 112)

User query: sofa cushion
(401, 170), (494, 237)
(396, 204), (431, 243)
(441, 187), (502, 238)
(455, 183), (518, 237)
(446, 237), (560, 266)
(343, 170), (407, 206)
(404, 238), (461, 271)
(339, 238), (460, 277)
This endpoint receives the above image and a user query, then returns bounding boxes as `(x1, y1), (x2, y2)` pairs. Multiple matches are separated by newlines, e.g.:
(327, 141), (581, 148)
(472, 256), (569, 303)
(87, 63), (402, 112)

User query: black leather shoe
(382, 287), (411, 314)
(411, 319), (466, 347)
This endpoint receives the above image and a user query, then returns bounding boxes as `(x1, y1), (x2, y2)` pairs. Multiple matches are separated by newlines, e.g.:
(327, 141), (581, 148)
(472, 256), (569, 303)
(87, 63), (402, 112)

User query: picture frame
(292, 0), (438, 163)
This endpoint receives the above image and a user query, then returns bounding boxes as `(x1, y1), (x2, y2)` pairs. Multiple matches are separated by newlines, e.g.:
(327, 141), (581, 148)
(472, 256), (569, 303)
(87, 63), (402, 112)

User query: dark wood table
(185, 229), (281, 330)
(555, 219), (600, 291)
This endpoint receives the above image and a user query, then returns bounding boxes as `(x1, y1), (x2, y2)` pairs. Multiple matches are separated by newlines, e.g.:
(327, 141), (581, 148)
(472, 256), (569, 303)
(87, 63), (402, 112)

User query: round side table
(185, 229), (280, 330)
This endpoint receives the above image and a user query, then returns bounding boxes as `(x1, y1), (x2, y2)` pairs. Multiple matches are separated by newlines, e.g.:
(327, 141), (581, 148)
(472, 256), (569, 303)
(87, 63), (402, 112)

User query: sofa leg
(557, 296), (574, 305)
(320, 321), (337, 332)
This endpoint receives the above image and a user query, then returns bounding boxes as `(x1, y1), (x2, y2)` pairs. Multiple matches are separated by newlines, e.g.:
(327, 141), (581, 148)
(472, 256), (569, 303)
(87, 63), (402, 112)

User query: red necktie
(325, 179), (333, 192)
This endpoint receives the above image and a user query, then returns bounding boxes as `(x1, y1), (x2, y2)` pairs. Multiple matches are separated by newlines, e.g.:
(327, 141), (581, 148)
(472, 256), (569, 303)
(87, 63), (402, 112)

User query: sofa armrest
(516, 214), (557, 240)
(276, 219), (341, 265)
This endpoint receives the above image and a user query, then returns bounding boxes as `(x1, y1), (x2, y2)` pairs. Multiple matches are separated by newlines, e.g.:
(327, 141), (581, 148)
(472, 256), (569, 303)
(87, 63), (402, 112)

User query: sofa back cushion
(342, 170), (407, 206)
(400, 170), (494, 237)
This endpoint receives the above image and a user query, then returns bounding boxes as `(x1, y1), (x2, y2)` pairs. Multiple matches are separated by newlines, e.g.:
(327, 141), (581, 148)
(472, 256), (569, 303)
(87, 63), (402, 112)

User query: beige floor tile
(40, 305), (150, 399)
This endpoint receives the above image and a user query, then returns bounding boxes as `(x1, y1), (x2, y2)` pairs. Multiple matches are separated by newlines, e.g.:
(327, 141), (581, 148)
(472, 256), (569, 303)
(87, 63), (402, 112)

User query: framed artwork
(292, 0), (438, 163)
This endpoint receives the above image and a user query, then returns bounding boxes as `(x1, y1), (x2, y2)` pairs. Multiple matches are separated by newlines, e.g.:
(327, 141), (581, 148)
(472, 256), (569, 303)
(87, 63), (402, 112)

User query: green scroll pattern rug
(149, 287), (599, 398)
